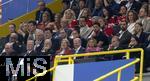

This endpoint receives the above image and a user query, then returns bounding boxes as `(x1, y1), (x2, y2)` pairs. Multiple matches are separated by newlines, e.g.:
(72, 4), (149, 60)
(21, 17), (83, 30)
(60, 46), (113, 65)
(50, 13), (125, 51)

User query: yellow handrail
(26, 66), (56, 81)
(26, 48), (144, 81)
(94, 58), (140, 81)
(131, 77), (139, 81)
(54, 48), (143, 59)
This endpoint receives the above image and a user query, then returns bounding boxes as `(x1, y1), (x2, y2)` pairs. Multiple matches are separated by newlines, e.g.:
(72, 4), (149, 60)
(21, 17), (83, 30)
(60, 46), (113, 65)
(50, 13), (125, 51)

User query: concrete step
(143, 72), (150, 81)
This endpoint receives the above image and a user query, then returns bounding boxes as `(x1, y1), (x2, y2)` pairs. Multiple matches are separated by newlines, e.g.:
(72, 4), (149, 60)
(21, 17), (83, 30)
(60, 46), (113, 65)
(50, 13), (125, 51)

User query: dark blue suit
(72, 47), (85, 54)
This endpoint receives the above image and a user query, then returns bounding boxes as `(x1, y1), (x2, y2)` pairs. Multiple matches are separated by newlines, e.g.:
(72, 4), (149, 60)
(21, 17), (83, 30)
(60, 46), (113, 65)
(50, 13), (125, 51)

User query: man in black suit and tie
(34, 29), (44, 56)
(25, 40), (37, 56)
(73, 38), (85, 54)
(118, 19), (132, 47)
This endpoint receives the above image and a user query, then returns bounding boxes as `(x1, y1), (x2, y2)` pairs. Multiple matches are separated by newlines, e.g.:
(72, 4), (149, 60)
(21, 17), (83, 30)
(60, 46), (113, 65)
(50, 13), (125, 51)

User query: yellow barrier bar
(139, 49), (144, 81)
(53, 57), (58, 81)
(34, 78), (37, 81)
(126, 51), (130, 59)
(26, 66), (55, 81)
(94, 58), (140, 81)
(55, 48), (143, 59)
(117, 70), (121, 81)
(69, 57), (72, 64)
(26, 48), (144, 81)
(57, 59), (69, 63)
(130, 77), (139, 81)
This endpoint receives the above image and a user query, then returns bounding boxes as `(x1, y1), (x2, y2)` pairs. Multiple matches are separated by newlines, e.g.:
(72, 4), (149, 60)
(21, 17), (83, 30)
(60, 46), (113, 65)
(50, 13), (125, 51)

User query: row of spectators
(0, 0), (150, 72)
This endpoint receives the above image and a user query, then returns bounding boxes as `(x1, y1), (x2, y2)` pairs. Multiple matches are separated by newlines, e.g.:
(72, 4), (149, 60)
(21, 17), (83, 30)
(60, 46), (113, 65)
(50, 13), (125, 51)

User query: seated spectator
(72, 38), (85, 54)
(34, 29), (44, 54)
(6, 23), (23, 44)
(120, 0), (141, 13)
(137, 6), (150, 32)
(85, 0), (95, 12)
(44, 28), (52, 40)
(133, 22), (149, 47)
(58, 29), (68, 40)
(107, 36), (121, 50)
(45, 22), (57, 32)
(91, 23), (109, 47)
(1, 43), (18, 56)
(79, 16), (93, 39)
(77, 0), (86, 18)
(60, 18), (72, 36)
(116, 5), (127, 24)
(86, 38), (101, 52)
(92, 0), (103, 16)
(41, 39), (55, 56)
(35, 1), (53, 23)
(106, 36), (124, 60)
(69, 29), (87, 48)
(78, 8), (93, 27)
(54, 13), (62, 28)
(128, 35), (141, 49)
(127, 10), (138, 34)
(118, 19), (132, 46)
(103, 0), (120, 16)
(17, 22), (29, 44)
(80, 8), (92, 19)
(69, 30), (80, 47)
(24, 40), (37, 56)
(56, 39), (72, 55)
(91, 16), (100, 24)
(52, 29), (68, 51)
(8, 33), (24, 54)
(9, 33), (19, 43)
(118, 5), (127, 17)
(37, 11), (51, 30)
(27, 21), (37, 40)
(61, 0), (70, 15)
(102, 7), (112, 23)
(62, 9), (76, 29)
(98, 17), (106, 30)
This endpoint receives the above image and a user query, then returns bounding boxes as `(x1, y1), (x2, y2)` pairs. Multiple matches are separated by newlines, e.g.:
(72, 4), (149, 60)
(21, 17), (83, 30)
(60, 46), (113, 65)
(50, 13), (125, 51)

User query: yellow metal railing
(26, 48), (144, 81)
(131, 77), (139, 81)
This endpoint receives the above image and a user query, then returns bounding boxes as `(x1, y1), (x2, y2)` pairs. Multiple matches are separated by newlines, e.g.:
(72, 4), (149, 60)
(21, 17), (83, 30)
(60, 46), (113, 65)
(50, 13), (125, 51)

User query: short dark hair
(9, 23), (16, 29)
(93, 22), (100, 27)
(44, 28), (52, 33)
(28, 20), (37, 26)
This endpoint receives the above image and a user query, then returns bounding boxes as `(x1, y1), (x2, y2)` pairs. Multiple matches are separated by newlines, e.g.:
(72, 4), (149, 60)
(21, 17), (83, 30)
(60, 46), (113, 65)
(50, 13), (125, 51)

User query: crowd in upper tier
(0, 0), (150, 72)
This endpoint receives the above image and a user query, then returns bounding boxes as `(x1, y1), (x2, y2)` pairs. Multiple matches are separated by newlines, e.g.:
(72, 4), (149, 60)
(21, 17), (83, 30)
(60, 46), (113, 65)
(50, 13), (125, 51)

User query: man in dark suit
(1, 43), (19, 56)
(72, 38), (85, 54)
(6, 23), (23, 44)
(24, 40), (37, 56)
(35, 1), (53, 23)
(107, 36), (124, 60)
(34, 29), (44, 56)
(118, 19), (132, 47)
(120, 0), (141, 13)
(133, 22), (149, 47)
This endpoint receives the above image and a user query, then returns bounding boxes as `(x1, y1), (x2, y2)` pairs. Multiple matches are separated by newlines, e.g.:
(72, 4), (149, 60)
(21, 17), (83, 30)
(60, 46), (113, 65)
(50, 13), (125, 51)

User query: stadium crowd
(0, 0), (150, 73)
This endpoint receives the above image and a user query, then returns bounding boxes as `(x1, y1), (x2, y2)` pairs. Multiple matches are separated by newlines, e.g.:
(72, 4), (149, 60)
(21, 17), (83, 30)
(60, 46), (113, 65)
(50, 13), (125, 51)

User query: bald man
(1, 43), (16, 56)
